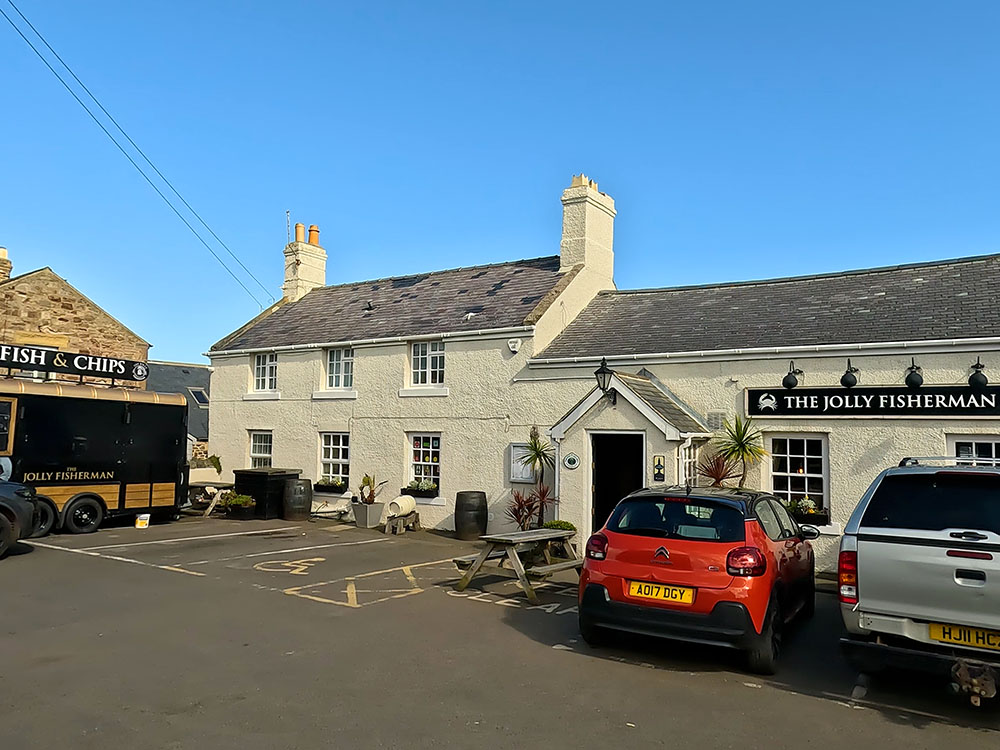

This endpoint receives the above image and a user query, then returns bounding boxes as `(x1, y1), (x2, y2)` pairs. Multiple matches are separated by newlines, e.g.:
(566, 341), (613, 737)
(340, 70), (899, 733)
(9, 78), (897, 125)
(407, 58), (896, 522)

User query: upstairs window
(253, 353), (277, 391)
(327, 347), (354, 389)
(411, 341), (445, 386)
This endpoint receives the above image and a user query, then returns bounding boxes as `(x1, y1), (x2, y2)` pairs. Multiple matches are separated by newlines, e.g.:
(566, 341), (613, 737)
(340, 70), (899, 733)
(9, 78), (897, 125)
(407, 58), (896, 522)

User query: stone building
(208, 175), (1000, 571)
(0, 247), (149, 385)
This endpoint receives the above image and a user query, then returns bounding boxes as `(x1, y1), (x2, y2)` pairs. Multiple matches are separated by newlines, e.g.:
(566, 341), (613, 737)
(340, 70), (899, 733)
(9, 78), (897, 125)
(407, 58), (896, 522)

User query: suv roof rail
(897, 456), (998, 467)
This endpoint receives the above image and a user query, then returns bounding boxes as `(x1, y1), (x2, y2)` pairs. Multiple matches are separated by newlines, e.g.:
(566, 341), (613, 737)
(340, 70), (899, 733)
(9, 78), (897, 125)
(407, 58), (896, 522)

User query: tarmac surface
(1, 516), (997, 748)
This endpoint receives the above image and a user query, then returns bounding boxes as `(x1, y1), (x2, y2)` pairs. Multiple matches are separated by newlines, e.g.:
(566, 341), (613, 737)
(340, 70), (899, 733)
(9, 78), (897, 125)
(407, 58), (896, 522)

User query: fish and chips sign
(746, 385), (1000, 420)
(0, 344), (149, 382)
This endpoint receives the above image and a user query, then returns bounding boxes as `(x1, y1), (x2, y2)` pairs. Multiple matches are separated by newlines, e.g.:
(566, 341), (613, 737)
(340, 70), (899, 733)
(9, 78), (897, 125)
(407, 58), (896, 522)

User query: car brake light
(585, 533), (608, 561)
(726, 547), (766, 576)
(838, 550), (858, 604)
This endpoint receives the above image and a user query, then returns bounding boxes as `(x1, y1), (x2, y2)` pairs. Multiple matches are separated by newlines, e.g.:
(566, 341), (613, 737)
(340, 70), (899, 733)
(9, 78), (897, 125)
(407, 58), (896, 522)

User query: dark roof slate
(146, 362), (211, 440)
(539, 254), (1000, 359)
(616, 371), (709, 434)
(212, 256), (564, 351)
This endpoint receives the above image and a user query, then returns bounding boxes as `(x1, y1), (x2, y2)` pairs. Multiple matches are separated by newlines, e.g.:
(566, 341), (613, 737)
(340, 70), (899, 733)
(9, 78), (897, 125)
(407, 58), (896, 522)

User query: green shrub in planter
(542, 520), (576, 532)
(315, 479), (349, 493)
(220, 493), (255, 507)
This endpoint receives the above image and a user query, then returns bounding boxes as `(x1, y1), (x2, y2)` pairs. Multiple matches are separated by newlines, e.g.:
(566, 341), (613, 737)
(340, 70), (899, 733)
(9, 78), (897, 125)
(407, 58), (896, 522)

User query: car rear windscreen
(861, 472), (1000, 534)
(606, 497), (745, 542)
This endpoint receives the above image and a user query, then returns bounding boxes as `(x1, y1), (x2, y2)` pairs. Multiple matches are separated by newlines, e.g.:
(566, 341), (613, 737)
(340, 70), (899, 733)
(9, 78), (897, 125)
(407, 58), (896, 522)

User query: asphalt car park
(1, 517), (997, 749)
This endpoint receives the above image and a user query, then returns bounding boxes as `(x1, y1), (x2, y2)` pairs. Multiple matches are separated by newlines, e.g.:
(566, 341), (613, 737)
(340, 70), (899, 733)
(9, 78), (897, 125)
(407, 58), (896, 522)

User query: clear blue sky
(2, 1), (999, 363)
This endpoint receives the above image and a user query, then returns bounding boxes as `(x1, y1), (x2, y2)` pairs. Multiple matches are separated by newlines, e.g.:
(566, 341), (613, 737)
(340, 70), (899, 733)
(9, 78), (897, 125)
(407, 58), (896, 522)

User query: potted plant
(787, 497), (830, 527)
(220, 492), (256, 520)
(314, 478), (350, 495)
(401, 479), (439, 499)
(353, 473), (388, 528)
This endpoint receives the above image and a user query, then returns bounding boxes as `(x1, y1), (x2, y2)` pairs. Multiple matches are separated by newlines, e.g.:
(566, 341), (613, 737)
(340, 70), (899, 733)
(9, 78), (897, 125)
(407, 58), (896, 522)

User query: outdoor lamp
(905, 358), (923, 390)
(840, 359), (860, 389)
(969, 357), (988, 390)
(782, 361), (803, 390)
(594, 357), (617, 405)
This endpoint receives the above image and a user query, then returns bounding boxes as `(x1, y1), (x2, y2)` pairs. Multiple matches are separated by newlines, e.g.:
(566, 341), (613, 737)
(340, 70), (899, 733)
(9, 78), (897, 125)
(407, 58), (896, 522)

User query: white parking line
(26, 540), (206, 577)
(185, 537), (390, 565)
(76, 526), (302, 551)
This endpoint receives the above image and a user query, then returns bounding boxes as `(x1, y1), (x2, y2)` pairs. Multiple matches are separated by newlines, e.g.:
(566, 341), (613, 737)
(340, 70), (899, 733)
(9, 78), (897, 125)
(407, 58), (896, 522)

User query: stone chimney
(0, 248), (11, 282)
(282, 223), (326, 302)
(559, 174), (616, 280)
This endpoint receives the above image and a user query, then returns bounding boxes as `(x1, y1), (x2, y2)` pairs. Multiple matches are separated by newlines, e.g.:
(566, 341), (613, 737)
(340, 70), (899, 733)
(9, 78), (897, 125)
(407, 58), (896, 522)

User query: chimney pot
(0, 247), (11, 282)
(308, 224), (320, 245)
(294, 223), (305, 243)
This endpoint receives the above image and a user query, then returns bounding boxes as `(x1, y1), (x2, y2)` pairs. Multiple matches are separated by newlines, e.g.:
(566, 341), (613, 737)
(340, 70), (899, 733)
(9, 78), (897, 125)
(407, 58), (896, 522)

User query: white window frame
(411, 341), (445, 386)
(509, 443), (535, 484)
(253, 352), (278, 392)
(320, 432), (350, 484)
(680, 442), (699, 485)
(249, 430), (273, 468)
(765, 433), (829, 511)
(326, 347), (354, 389)
(410, 432), (441, 490)
(188, 387), (209, 408)
(948, 435), (1000, 467)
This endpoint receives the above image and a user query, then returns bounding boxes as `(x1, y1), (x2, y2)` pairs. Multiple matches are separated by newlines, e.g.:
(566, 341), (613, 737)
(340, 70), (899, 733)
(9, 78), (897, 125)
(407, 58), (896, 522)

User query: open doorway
(591, 432), (645, 531)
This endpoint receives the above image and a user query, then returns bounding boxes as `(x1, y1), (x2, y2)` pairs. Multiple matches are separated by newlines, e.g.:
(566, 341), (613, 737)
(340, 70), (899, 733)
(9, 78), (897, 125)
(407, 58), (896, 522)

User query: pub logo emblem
(757, 393), (778, 412)
(131, 362), (149, 381)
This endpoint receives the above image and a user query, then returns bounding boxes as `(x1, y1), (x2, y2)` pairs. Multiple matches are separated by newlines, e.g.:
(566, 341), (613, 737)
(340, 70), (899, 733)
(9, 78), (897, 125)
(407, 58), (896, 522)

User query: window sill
(398, 386), (449, 398)
(312, 390), (358, 400)
(243, 391), (281, 401)
(414, 495), (446, 506)
(815, 522), (843, 536)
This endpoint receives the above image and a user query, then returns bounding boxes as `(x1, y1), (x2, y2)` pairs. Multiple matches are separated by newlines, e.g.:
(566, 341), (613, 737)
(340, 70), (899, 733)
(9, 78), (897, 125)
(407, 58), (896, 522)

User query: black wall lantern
(594, 357), (617, 405)
(782, 361), (803, 390)
(970, 357), (988, 391)
(840, 359), (860, 389)
(905, 357), (923, 390)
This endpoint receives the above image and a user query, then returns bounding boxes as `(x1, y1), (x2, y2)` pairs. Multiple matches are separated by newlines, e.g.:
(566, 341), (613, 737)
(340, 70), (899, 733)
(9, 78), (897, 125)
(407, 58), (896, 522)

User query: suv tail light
(585, 533), (608, 561)
(838, 550), (858, 604)
(726, 547), (766, 576)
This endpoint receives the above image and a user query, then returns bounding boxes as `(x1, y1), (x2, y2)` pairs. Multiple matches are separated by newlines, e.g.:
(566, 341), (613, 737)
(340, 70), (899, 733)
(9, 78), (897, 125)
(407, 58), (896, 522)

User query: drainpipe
(552, 437), (561, 519)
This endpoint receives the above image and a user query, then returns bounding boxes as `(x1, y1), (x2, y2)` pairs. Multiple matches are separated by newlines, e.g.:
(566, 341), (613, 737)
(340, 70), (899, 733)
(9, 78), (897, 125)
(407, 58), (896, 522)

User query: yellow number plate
(929, 623), (1000, 652)
(627, 580), (694, 605)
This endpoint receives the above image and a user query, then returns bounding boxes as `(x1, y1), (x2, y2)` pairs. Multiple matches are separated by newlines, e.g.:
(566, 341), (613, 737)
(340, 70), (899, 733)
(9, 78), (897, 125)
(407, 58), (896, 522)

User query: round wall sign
(563, 452), (581, 470)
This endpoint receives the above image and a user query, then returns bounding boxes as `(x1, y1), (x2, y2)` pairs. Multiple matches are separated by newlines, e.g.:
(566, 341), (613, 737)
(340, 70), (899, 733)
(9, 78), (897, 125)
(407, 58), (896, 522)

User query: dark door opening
(591, 433), (645, 531)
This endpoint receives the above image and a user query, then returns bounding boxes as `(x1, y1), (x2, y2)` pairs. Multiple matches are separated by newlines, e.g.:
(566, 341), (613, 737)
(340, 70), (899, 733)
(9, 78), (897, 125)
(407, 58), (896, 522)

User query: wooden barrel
(454, 491), (488, 540)
(282, 479), (312, 521)
(388, 495), (416, 517)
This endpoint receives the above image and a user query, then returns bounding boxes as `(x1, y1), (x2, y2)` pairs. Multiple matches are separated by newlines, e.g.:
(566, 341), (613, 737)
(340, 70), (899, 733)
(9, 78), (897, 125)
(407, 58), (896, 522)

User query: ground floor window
(410, 433), (441, 488)
(950, 436), (1000, 467)
(767, 434), (828, 511)
(680, 443), (699, 485)
(320, 432), (350, 483)
(249, 431), (273, 468)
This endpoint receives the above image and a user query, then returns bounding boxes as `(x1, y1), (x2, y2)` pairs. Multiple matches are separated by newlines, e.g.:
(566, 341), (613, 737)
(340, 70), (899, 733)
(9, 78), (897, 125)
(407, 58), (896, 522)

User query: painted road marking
(284, 558), (454, 609)
(186, 537), (389, 565)
(77, 526), (302, 551)
(26, 540), (206, 577)
(253, 557), (326, 575)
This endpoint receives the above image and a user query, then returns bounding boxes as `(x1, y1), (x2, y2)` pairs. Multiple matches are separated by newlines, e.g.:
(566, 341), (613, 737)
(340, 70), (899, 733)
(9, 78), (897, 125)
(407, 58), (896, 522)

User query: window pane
(806, 457), (823, 475)
(788, 439), (805, 456)
(771, 438), (787, 455)
(806, 439), (822, 456)
(773, 456), (788, 474)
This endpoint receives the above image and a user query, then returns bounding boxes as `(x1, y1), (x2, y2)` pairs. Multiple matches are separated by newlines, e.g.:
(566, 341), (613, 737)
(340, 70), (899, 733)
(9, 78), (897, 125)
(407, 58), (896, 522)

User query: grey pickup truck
(839, 458), (1000, 705)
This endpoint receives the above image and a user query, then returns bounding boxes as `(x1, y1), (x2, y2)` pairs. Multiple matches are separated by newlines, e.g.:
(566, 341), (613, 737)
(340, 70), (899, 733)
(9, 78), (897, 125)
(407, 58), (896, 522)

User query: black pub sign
(746, 385), (1000, 420)
(0, 343), (149, 382)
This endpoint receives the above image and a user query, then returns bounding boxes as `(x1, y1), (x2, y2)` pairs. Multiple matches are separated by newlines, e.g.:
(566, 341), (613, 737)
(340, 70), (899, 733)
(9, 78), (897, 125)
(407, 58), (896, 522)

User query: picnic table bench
(453, 528), (582, 603)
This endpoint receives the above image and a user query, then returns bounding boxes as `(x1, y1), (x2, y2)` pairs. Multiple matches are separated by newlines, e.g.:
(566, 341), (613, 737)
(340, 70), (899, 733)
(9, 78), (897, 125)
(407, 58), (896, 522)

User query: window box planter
(313, 483), (349, 495)
(401, 487), (439, 499)
(792, 510), (830, 527)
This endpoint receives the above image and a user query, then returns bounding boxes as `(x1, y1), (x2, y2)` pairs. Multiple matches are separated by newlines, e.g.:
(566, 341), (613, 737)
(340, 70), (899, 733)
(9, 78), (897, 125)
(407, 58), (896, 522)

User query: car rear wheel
(0, 513), (13, 558)
(29, 500), (57, 538)
(579, 614), (611, 647)
(63, 497), (104, 534)
(745, 597), (782, 675)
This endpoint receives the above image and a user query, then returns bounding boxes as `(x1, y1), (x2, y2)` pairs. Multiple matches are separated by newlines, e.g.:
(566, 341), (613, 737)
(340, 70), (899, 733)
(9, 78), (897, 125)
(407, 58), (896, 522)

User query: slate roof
(615, 371), (710, 434)
(212, 256), (568, 351)
(146, 361), (211, 440)
(539, 254), (1000, 359)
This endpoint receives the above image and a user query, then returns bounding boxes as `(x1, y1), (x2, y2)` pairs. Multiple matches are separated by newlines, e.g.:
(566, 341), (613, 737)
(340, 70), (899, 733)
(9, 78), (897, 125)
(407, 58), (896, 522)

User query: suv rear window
(606, 497), (745, 542)
(861, 472), (1000, 534)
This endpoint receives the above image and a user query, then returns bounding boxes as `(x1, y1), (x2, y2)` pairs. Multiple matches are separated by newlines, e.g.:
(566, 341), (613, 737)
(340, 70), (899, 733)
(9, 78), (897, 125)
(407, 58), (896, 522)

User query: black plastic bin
(234, 468), (302, 520)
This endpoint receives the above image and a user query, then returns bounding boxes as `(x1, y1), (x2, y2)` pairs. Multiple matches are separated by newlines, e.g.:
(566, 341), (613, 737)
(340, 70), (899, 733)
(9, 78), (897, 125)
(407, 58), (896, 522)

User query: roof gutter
(528, 336), (1000, 368)
(205, 325), (535, 358)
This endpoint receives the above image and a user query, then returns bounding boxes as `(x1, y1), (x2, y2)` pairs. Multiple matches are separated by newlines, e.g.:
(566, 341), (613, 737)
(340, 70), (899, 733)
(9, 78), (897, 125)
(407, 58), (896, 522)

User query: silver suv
(839, 458), (1000, 705)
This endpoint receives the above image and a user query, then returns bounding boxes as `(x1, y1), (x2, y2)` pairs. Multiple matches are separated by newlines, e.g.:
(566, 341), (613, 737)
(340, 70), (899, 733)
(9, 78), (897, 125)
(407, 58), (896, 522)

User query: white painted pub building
(208, 176), (1000, 570)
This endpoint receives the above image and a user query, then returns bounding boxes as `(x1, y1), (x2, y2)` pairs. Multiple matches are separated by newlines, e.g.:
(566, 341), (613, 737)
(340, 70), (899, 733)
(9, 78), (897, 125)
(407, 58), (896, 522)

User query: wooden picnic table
(453, 528), (582, 603)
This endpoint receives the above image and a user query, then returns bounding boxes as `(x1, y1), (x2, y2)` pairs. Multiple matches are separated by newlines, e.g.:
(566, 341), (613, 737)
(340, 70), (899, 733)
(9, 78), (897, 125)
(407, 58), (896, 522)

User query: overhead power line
(0, 1), (272, 308)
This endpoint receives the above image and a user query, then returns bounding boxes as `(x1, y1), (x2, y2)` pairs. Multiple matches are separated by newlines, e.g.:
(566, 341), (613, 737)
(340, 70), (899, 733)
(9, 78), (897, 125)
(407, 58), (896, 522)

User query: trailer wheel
(63, 496), (104, 534)
(0, 513), (13, 557)
(29, 500), (58, 538)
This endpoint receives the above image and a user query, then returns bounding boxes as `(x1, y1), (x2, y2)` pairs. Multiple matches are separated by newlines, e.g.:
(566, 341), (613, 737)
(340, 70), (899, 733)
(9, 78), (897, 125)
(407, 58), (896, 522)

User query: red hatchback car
(579, 486), (819, 674)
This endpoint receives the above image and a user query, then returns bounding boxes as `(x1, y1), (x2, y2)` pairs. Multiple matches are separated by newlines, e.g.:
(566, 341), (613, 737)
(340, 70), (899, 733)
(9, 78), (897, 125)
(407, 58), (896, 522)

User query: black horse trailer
(0, 380), (188, 535)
